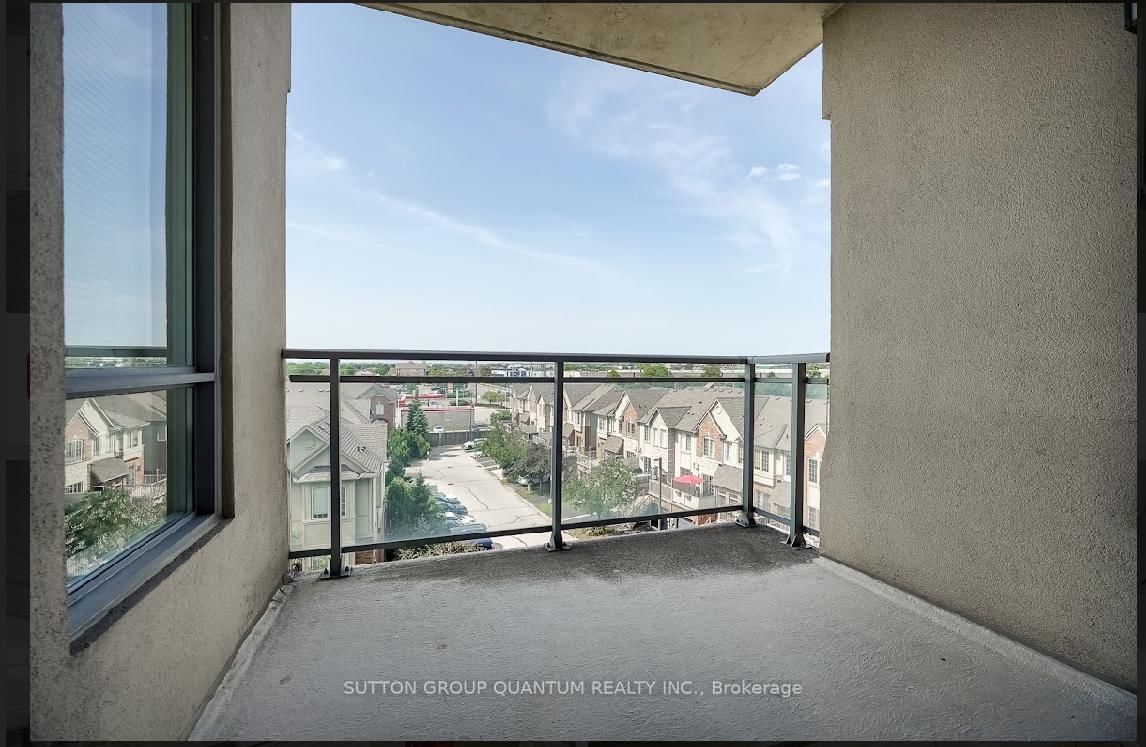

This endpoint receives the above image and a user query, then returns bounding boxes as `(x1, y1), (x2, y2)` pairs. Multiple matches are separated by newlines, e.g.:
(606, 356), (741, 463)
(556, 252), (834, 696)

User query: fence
(284, 348), (828, 577)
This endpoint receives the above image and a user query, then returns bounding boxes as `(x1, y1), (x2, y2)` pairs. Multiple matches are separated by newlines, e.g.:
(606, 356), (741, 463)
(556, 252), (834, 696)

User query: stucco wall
(821, 3), (1136, 688)
(29, 4), (291, 739)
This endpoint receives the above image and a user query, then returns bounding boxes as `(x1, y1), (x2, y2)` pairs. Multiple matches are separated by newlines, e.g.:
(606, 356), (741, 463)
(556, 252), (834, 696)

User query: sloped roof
(96, 392), (167, 428)
(563, 383), (601, 408)
(624, 387), (672, 418)
(603, 435), (624, 454)
(90, 456), (130, 483)
(713, 464), (743, 493)
(589, 386), (625, 415)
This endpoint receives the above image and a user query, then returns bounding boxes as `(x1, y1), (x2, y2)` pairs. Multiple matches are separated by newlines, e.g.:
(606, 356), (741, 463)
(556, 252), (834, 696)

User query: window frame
(702, 436), (715, 458)
(63, 3), (219, 640)
(808, 457), (820, 484)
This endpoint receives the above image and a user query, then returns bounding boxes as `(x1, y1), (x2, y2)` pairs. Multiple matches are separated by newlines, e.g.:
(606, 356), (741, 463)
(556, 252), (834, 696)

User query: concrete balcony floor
(193, 524), (1135, 741)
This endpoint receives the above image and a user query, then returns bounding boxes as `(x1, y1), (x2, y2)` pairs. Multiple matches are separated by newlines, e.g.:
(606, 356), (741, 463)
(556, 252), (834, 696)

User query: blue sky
(287, 4), (830, 356)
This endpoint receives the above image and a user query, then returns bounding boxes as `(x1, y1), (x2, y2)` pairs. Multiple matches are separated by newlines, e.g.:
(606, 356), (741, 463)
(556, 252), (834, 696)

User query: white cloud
(548, 68), (811, 276)
(813, 178), (831, 189)
(287, 126), (609, 273)
(775, 163), (802, 181)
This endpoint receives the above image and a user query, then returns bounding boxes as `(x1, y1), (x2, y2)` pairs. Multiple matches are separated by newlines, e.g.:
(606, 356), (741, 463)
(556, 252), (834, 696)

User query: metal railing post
(546, 361), (568, 551)
(738, 362), (757, 526)
(327, 356), (345, 576)
(787, 362), (807, 548)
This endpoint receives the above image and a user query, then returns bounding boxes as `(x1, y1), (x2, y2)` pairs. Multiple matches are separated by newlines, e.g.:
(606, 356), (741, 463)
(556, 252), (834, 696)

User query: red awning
(673, 474), (703, 486)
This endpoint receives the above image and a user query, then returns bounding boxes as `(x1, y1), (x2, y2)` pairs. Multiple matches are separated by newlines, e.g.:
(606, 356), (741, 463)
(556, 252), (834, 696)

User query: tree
(384, 474), (443, 541)
(405, 399), (431, 457)
(65, 487), (160, 559)
(639, 363), (671, 377)
(702, 364), (723, 377)
(507, 441), (549, 483)
(490, 409), (511, 425)
(388, 426), (430, 478)
(606, 368), (620, 379)
(807, 363), (824, 379)
(478, 365), (492, 377)
(564, 459), (641, 518)
(482, 390), (503, 405)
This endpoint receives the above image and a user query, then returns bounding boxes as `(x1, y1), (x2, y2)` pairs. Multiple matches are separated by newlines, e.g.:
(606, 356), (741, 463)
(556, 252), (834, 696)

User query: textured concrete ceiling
(360, 3), (843, 95)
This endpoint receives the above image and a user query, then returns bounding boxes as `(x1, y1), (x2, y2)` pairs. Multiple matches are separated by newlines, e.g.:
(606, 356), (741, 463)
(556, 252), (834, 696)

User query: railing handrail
(289, 351), (826, 574)
(283, 348), (828, 365)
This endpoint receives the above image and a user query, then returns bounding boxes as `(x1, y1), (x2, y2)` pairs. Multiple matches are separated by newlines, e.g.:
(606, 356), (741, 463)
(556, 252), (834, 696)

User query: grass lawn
(509, 482), (553, 517)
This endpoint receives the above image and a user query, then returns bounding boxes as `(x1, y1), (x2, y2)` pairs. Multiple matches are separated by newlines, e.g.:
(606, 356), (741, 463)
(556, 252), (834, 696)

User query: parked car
(435, 496), (467, 513)
(469, 538), (494, 550)
(463, 438), (486, 450)
(450, 522), (488, 535)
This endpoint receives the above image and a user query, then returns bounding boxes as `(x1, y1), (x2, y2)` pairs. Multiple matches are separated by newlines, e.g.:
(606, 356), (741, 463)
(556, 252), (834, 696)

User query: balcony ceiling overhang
(359, 3), (843, 95)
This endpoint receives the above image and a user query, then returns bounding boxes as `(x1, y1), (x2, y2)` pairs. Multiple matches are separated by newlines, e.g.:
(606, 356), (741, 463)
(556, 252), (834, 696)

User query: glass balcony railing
(282, 349), (828, 576)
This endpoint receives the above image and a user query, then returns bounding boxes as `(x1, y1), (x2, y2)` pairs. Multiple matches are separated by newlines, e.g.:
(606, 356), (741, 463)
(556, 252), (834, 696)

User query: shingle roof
(588, 386), (625, 415)
(96, 392), (167, 428)
(603, 435), (624, 454)
(563, 383), (601, 408)
(424, 409), (475, 433)
(713, 464), (743, 493)
(624, 387), (672, 418)
(308, 415), (386, 474)
(90, 456), (130, 483)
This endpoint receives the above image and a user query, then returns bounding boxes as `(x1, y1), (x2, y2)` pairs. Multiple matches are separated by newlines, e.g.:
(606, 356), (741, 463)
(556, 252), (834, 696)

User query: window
(340, 484), (349, 518)
(65, 440), (84, 463)
(755, 448), (770, 472)
(702, 437), (715, 458)
(785, 455), (791, 477)
(62, 3), (218, 627)
(807, 506), (819, 530)
(808, 458), (820, 484)
(157, 425), (167, 442)
(680, 434), (692, 452)
(65, 482), (84, 495)
(625, 421), (635, 435)
(642, 425), (650, 441)
(310, 486), (330, 520)
(726, 442), (737, 464)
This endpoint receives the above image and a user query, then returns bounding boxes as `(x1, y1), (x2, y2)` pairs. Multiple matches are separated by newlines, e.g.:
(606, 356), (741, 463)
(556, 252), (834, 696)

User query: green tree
(507, 441), (549, 483)
(65, 487), (160, 559)
(606, 368), (620, 379)
(405, 400), (431, 458)
(807, 363), (824, 379)
(482, 390), (503, 405)
(384, 474), (444, 541)
(490, 409), (511, 425)
(702, 364), (723, 377)
(639, 363), (671, 377)
(478, 365), (492, 376)
(564, 459), (641, 518)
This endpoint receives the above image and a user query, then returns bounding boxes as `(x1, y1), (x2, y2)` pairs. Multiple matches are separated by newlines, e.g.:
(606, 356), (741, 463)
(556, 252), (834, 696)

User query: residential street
(416, 446), (572, 549)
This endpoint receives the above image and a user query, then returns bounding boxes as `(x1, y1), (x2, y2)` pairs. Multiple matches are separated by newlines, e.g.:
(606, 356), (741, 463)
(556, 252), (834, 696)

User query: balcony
(192, 522), (1134, 741)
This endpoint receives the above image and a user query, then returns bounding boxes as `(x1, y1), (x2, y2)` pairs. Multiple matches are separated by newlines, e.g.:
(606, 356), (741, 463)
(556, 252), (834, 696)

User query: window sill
(68, 513), (225, 650)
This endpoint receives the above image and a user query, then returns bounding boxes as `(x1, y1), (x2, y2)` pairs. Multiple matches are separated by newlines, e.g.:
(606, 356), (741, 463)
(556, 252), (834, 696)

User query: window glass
(63, 3), (189, 368)
(64, 390), (188, 583)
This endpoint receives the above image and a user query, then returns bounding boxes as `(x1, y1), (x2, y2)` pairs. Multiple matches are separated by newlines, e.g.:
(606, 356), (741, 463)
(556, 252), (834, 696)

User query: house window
(625, 421), (635, 435)
(65, 440), (84, 463)
(725, 442), (737, 464)
(642, 425), (650, 441)
(702, 437), (715, 458)
(65, 482), (84, 495)
(339, 484), (349, 518)
(310, 485), (330, 520)
(62, 3), (219, 622)
(807, 506), (819, 530)
(785, 455), (791, 477)
(755, 448), (770, 472)
(680, 434), (692, 452)
(808, 458), (820, 484)
(131, 430), (140, 447)
(157, 425), (167, 442)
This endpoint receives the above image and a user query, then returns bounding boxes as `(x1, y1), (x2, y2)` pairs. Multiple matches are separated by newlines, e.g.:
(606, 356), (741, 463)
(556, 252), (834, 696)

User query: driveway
(416, 446), (572, 549)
